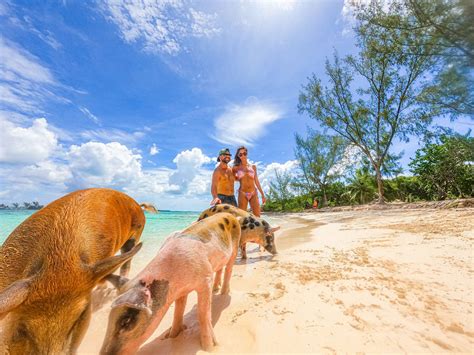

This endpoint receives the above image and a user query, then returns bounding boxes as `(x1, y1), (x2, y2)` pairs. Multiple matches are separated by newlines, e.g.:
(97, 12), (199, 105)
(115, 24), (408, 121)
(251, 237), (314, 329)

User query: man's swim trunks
(217, 194), (238, 207)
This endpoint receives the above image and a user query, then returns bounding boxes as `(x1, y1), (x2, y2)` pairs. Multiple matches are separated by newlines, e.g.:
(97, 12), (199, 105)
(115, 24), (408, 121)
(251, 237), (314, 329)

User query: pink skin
(101, 214), (240, 354)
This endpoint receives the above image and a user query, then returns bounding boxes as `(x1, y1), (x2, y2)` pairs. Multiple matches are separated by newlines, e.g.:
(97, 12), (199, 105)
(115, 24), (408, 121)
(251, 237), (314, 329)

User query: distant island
(0, 201), (43, 210)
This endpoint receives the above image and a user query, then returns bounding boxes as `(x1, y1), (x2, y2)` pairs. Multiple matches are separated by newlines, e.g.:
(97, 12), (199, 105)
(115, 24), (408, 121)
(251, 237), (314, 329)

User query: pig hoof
(201, 340), (216, 352)
(220, 287), (230, 295)
(212, 286), (220, 293)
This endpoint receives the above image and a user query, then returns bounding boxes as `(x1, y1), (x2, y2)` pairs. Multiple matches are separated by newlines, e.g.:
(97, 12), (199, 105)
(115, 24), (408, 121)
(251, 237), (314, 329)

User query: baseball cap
(217, 148), (231, 162)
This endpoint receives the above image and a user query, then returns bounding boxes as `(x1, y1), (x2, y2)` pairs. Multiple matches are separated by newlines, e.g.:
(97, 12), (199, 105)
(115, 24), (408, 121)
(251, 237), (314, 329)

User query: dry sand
(80, 208), (473, 354)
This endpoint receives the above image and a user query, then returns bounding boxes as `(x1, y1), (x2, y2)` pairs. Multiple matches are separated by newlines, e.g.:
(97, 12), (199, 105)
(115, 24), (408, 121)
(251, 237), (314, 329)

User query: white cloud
(150, 143), (160, 156)
(80, 128), (146, 144)
(79, 106), (100, 124)
(169, 148), (212, 193)
(0, 116), (215, 209)
(0, 116), (59, 164)
(67, 141), (143, 189)
(328, 144), (364, 176)
(0, 38), (70, 115)
(0, 37), (55, 84)
(213, 102), (283, 146)
(100, 0), (220, 55)
(258, 160), (299, 193)
(22, 16), (62, 50)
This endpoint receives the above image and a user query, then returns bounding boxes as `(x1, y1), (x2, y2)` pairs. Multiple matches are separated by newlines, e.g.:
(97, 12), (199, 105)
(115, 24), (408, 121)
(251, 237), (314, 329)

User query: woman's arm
(253, 165), (266, 204)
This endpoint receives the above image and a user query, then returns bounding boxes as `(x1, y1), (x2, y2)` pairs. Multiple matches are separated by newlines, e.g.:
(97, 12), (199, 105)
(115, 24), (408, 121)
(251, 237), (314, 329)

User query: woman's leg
(249, 192), (261, 217)
(238, 190), (249, 212)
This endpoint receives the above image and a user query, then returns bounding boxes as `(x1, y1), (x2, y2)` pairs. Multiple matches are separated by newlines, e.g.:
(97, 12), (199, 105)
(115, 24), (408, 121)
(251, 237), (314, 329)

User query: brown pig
(0, 188), (156, 355)
(100, 212), (241, 354)
(197, 204), (280, 259)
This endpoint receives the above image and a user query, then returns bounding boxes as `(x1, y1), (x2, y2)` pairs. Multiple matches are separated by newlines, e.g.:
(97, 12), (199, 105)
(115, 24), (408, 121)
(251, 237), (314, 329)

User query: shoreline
(80, 207), (473, 354)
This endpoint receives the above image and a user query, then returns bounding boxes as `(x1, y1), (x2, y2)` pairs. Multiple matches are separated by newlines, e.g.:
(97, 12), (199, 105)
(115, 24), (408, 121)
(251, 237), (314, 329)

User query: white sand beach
(80, 207), (473, 354)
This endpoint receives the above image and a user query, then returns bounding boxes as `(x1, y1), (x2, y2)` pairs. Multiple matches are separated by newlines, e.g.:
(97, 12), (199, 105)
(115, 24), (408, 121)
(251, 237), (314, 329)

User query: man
(210, 148), (237, 206)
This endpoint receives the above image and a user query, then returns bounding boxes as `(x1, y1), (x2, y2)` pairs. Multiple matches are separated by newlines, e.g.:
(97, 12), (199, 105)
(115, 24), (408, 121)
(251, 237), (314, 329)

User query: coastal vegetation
(265, 0), (473, 212)
(0, 201), (43, 210)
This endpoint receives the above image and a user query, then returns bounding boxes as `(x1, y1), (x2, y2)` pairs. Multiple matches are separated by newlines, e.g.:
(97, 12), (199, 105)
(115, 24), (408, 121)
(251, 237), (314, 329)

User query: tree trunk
(375, 166), (385, 204)
(322, 190), (328, 207)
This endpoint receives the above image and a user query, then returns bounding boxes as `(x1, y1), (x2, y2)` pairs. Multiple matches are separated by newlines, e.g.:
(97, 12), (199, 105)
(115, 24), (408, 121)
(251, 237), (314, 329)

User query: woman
(232, 146), (266, 217)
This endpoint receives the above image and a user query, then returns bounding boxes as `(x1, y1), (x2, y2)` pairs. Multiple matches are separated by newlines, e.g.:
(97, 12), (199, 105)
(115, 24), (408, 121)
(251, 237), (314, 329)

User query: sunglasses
(238, 151), (248, 157)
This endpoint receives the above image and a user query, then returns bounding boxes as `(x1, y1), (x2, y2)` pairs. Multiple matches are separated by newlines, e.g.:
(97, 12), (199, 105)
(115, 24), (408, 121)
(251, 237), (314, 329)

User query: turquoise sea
(0, 210), (200, 267)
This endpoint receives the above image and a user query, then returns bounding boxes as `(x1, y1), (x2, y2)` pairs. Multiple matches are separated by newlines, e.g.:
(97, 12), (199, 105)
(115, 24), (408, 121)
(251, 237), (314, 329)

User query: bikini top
(235, 165), (255, 180)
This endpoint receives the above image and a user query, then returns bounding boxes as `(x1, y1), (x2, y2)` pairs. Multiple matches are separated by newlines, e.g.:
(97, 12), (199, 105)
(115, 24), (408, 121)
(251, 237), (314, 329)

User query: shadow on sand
(138, 294), (232, 355)
(234, 245), (277, 265)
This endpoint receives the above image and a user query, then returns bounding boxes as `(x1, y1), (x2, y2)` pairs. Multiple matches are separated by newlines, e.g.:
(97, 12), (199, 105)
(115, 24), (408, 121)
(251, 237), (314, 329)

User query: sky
(0, 0), (471, 211)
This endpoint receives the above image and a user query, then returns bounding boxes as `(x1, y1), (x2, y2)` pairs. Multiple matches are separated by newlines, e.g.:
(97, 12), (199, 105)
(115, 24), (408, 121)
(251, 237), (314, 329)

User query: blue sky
(0, 0), (471, 210)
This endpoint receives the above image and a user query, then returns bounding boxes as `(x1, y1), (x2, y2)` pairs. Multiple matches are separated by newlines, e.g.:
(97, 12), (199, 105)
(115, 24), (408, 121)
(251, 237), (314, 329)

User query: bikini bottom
(239, 189), (256, 201)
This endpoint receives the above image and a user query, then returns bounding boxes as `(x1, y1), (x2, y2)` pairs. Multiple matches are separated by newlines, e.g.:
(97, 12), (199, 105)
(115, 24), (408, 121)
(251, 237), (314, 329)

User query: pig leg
(197, 279), (217, 351)
(221, 250), (238, 295)
(240, 242), (247, 259)
(70, 301), (92, 354)
(119, 238), (136, 277)
(213, 269), (223, 293)
(166, 295), (188, 338)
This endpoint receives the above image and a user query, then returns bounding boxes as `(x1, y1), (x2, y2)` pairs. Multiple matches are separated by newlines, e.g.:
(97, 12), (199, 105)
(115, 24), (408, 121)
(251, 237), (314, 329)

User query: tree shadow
(138, 294), (232, 355)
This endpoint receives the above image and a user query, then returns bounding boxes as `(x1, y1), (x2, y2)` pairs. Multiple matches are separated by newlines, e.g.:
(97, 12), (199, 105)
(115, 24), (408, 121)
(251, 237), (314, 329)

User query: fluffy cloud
(328, 144), (364, 176)
(169, 148), (212, 194)
(100, 0), (220, 55)
(0, 117), (59, 164)
(213, 102), (283, 146)
(149, 143), (160, 156)
(258, 160), (299, 193)
(67, 142), (143, 189)
(0, 117), (215, 207)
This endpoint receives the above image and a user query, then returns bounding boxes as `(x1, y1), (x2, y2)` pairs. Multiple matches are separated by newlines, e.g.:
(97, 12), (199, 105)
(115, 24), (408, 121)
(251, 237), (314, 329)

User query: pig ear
(0, 279), (32, 320)
(270, 226), (281, 233)
(111, 285), (152, 315)
(89, 243), (142, 283)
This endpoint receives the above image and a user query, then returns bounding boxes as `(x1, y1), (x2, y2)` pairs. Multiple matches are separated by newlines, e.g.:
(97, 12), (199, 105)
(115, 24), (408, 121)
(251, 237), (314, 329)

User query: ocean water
(0, 210), (200, 265)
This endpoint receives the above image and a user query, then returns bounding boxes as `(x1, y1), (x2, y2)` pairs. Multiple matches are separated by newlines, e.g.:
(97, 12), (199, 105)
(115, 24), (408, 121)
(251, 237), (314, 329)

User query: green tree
(353, 0), (473, 116)
(383, 175), (429, 202)
(409, 134), (474, 199)
(294, 129), (347, 207)
(299, 1), (439, 203)
(267, 170), (294, 211)
(345, 167), (377, 204)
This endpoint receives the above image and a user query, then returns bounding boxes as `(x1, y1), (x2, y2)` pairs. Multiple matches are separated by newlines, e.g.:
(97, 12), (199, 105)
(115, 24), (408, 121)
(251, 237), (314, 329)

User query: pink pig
(100, 212), (241, 354)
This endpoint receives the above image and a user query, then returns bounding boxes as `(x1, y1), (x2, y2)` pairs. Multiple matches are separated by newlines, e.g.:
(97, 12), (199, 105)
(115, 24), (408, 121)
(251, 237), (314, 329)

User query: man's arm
(210, 169), (221, 205)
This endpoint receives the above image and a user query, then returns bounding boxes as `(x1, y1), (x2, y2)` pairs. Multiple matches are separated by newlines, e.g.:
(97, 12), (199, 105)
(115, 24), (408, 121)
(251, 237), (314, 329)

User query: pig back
(0, 188), (145, 291)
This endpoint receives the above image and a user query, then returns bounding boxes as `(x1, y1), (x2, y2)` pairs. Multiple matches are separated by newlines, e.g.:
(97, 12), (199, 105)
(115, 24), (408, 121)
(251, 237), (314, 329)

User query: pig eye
(119, 308), (140, 331)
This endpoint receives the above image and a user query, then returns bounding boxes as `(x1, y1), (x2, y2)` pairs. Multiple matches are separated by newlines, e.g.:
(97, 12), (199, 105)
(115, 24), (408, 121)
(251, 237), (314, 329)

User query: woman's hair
(233, 146), (247, 166)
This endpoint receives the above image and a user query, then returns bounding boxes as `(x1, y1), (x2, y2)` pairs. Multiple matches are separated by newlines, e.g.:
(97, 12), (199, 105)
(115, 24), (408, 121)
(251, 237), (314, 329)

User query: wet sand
(80, 207), (473, 354)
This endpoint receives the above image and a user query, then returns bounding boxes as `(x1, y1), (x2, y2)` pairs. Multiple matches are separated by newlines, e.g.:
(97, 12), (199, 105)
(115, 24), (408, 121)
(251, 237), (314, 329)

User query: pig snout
(264, 242), (277, 255)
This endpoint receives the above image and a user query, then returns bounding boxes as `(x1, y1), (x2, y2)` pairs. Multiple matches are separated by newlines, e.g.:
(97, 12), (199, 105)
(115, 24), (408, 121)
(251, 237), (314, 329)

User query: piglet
(100, 212), (241, 354)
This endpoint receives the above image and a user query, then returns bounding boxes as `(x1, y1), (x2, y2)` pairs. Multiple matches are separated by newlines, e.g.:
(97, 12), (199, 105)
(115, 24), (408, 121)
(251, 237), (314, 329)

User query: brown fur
(197, 204), (278, 259)
(0, 188), (154, 354)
